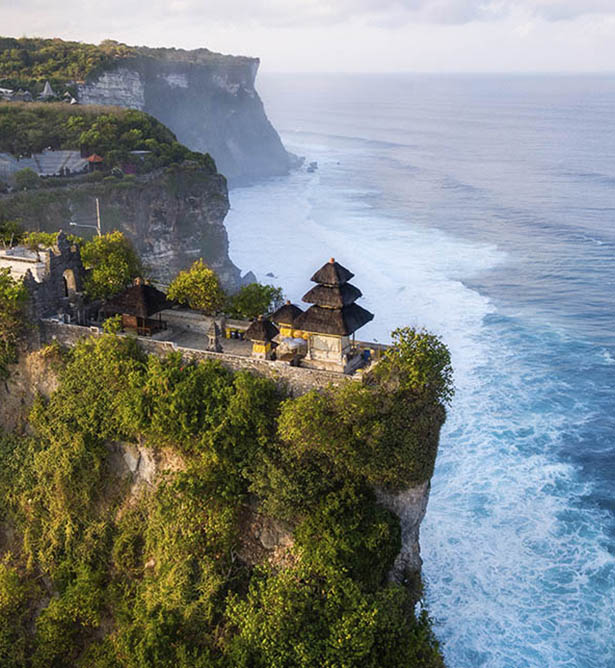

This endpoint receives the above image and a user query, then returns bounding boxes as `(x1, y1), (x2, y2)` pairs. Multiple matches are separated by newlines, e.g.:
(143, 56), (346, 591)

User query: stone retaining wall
(39, 320), (353, 396)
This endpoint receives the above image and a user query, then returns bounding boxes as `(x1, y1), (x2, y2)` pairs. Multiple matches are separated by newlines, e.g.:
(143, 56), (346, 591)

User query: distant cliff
(0, 165), (242, 289)
(0, 38), (291, 183)
(76, 49), (291, 183)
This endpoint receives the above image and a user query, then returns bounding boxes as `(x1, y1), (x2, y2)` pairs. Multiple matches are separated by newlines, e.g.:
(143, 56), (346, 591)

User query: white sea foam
(226, 135), (615, 668)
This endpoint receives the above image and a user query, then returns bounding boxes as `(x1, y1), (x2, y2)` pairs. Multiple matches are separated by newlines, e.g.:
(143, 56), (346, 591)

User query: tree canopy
(167, 258), (226, 314)
(80, 230), (143, 300)
(0, 267), (28, 379)
(225, 282), (283, 320)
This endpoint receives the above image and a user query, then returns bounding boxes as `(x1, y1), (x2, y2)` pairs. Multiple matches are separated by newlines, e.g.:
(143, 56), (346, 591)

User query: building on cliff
(290, 258), (374, 373)
(0, 230), (87, 322)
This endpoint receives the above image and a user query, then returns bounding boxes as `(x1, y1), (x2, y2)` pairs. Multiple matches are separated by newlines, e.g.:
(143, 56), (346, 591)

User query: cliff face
(0, 166), (242, 289)
(76, 50), (291, 184)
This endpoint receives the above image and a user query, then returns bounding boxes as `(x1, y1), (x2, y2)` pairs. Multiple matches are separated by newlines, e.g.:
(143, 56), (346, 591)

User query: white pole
(95, 198), (102, 236)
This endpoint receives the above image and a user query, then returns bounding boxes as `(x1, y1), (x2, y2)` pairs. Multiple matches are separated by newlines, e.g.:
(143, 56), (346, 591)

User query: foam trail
(227, 129), (615, 667)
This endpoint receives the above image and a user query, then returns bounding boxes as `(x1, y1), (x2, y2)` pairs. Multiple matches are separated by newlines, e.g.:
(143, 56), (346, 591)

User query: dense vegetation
(0, 268), (27, 379)
(0, 37), (137, 93)
(0, 325), (451, 666)
(0, 103), (216, 172)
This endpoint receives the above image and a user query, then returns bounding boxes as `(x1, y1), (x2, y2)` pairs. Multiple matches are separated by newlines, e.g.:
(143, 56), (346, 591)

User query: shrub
(80, 231), (143, 300)
(0, 268), (28, 379)
(167, 259), (225, 314)
(14, 167), (41, 191)
(225, 283), (283, 319)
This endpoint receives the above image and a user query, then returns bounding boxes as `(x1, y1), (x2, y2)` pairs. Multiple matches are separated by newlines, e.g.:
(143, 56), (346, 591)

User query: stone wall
(39, 320), (353, 397)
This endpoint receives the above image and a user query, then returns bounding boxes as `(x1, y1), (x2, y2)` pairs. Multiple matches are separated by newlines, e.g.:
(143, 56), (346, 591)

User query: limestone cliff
(76, 48), (291, 183)
(0, 165), (242, 288)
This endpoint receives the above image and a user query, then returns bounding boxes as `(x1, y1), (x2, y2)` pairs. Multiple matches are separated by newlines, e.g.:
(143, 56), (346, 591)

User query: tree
(80, 231), (143, 300)
(167, 259), (225, 314)
(225, 283), (283, 320)
(14, 168), (41, 191)
(0, 268), (28, 379)
(0, 220), (23, 247)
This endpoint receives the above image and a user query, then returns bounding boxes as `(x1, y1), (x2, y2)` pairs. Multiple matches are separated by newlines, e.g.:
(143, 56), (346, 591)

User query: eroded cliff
(76, 48), (291, 183)
(0, 164), (242, 288)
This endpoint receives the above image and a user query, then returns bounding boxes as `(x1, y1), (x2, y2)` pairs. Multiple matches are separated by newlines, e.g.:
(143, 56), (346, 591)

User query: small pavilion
(270, 300), (303, 338)
(293, 258), (373, 372)
(102, 279), (173, 336)
(245, 316), (279, 360)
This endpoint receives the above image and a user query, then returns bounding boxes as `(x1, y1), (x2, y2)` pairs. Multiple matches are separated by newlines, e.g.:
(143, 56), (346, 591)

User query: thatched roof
(271, 301), (303, 325)
(103, 283), (173, 318)
(294, 303), (373, 336)
(302, 282), (362, 308)
(310, 258), (354, 286)
(245, 317), (279, 342)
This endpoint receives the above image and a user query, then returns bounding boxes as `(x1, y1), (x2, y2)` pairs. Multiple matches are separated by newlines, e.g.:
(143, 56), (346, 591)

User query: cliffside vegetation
(0, 268), (27, 379)
(0, 327), (451, 667)
(0, 37), (137, 93)
(0, 103), (216, 172)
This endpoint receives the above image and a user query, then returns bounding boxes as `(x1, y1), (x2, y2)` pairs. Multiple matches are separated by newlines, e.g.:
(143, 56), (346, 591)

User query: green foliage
(80, 231), (143, 299)
(167, 258), (225, 314)
(0, 102), (215, 172)
(0, 559), (36, 667)
(372, 326), (454, 405)
(226, 567), (443, 668)
(225, 282), (284, 319)
(0, 326), (448, 667)
(21, 230), (60, 250)
(0, 37), (137, 86)
(0, 219), (23, 246)
(0, 267), (28, 379)
(14, 167), (41, 191)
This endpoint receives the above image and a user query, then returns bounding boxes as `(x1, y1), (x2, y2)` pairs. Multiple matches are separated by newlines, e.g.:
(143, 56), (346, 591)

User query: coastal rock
(76, 49), (291, 184)
(0, 165), (242, 289)
(376, 480), (431, 585)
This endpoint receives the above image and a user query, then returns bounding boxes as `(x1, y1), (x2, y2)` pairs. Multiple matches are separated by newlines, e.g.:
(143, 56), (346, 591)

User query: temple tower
(293, 258), (373, 372)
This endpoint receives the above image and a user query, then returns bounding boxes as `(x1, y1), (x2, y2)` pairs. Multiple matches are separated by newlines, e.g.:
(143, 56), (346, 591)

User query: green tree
(226, 282), (283, 319)
(167, 259), (225, 314)
(80, 231), (143, 300)
(14, 167), (41, 191)
(0, 220), (23, 246)
(0, 268), (28, 379)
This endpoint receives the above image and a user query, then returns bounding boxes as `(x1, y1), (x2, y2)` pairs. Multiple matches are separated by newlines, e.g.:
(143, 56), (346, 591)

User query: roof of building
(294, 303), (373, 336)
(87, 154), (104, 163)
(302, 282), (362, 308)
(245, 316), (279, 342)
(103, 282), (173, 318)
(270, 300), (303, 325)
(310, 258), (354, 286)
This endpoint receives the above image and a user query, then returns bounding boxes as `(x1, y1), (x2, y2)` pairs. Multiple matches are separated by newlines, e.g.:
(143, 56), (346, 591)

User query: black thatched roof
(245, 317), (279, 342)
(302, 282), (362, 308)
(294, 303), (373, 336)
(271, 301), (303, 325)
(310, 258), (354, 286)
(103, 283), (173, 318)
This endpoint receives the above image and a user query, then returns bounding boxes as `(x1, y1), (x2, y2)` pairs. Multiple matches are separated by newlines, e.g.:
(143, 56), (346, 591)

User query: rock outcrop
(76, 48), (291, 183)
(0, 164), (242, 289)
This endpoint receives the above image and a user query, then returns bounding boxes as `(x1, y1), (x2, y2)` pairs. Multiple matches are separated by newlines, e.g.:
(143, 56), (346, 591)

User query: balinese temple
(102, 279), (173, 336)
(245, 316), (279, 360)
(270, 300), (303, 338)
(293, 258), (374, 372)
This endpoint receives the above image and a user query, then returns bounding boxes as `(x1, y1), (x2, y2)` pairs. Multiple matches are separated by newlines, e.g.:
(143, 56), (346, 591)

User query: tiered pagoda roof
(271, 300), (303, 325)
(294, 258), (373, 336)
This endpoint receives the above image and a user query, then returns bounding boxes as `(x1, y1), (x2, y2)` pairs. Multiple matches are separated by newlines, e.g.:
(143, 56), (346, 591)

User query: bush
(80, 231), (143, 300)
(167, 259), (225, 314)
(225, 283), (283, 320)
(14, 167), (41, 191)
(0, 268), (28, 379)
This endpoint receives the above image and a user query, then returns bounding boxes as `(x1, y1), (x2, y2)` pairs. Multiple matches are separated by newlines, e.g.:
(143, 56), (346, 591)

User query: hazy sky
(2, 0), (615, 73)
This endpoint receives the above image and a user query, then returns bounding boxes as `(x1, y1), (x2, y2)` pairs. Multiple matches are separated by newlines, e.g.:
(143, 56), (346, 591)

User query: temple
(291, 258), (374, 373)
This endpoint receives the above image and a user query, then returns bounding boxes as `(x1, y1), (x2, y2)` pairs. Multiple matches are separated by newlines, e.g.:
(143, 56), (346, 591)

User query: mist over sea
(225, 73), (615, 668)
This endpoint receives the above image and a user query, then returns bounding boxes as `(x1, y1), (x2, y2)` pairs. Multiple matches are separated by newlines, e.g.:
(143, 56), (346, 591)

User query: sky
(1, 0), (615, 73)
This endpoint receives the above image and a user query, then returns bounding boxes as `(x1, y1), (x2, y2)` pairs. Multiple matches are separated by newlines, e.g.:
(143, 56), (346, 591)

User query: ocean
(224, 73), (615, 668)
